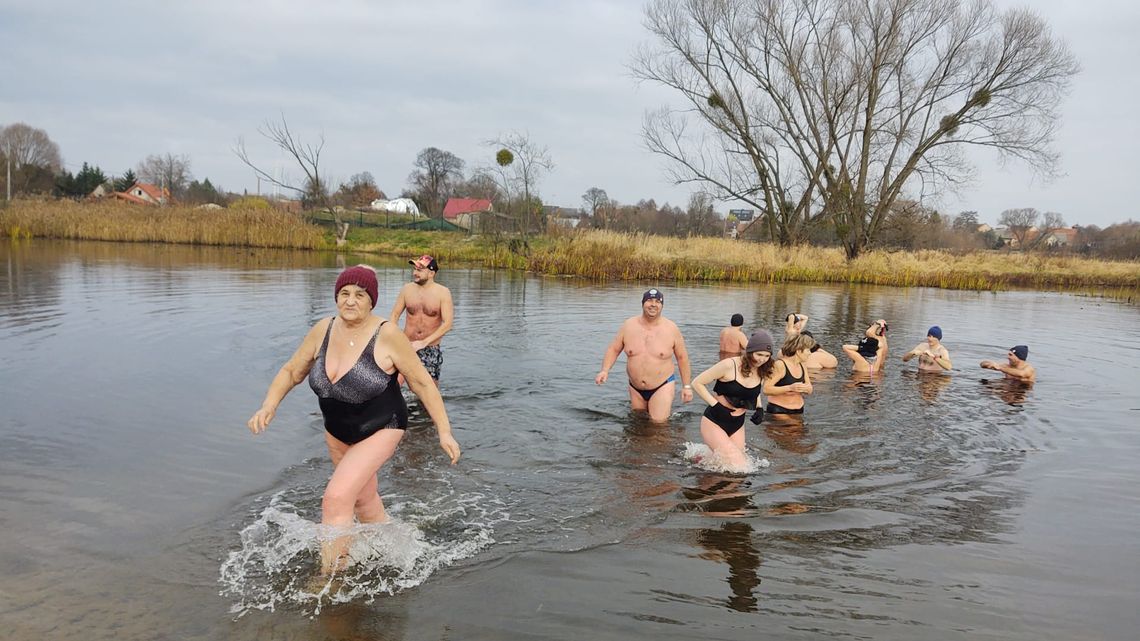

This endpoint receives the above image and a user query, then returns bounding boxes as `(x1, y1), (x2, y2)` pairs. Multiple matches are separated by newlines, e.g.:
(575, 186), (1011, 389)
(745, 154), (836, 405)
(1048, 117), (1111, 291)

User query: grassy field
(0, 199), (326, 249)
(4, 199), (1138, 293)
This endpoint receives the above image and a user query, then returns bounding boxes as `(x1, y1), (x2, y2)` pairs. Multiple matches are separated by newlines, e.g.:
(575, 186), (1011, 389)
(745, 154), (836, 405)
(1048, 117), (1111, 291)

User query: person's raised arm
(388, 285), (408, 327)
(248, 320), (325, 434)
(692, 358), (733, 407)
(871, 341), (888, 372)
(595, 325), (626, 385)
(673, 324), (693, 402)
(384, 323), (460, 463)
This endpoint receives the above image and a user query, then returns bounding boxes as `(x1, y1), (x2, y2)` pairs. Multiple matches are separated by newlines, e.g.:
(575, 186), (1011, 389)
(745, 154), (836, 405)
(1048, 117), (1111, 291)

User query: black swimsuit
(703, 361), (761, 436)
(308, 319), (408, 445)
(857, 336), (880, 359)
(766, 360), (805, 415)
(630, 373), (677, 402)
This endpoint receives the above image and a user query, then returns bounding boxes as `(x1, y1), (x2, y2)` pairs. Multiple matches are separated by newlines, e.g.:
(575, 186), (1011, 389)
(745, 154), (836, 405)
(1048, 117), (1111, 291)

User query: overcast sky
(1, 0), (1137, 227)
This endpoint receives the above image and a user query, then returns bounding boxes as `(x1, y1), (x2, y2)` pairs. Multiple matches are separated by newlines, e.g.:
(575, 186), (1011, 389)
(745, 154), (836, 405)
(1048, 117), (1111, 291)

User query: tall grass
(0, 199), (326, 249)
(485, 230), (1140, 291)
(5, 202), (1137, 292)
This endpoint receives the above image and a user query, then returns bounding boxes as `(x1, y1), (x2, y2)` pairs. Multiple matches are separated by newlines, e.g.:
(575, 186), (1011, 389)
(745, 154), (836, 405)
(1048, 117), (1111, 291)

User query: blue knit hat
(927, 326), (942, 340)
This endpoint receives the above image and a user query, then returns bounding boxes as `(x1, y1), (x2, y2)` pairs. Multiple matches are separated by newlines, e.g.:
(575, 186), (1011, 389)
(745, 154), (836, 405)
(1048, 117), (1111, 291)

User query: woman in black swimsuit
(247, 265), (461, 575)
(691, 330), (775, 470)
(842, 319), (888, 373)
(764, 333), (815, 420)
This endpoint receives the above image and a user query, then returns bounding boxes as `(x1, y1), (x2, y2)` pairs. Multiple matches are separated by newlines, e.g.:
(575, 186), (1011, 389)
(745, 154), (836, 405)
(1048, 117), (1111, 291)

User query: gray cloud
(2, 0), (1136, 225)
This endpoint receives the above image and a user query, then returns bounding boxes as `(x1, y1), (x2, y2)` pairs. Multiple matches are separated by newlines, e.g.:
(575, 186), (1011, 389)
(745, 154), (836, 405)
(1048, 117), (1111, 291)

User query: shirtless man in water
(902, 326), (952, 372)
(718, 313), (748, 360)
(981, 345), (1036, 383)
(595, 288), (693, 421)
(389, 255), (453, 384)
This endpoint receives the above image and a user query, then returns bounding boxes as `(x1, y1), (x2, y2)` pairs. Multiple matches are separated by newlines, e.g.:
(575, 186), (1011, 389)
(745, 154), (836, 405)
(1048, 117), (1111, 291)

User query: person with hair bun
(843, 319), (889, 373)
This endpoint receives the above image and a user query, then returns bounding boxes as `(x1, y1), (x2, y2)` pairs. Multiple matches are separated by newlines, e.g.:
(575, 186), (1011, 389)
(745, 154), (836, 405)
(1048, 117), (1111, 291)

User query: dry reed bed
(1, 200), (325, 249)
(4, 203), (1137, 291)
(493, 231), (1140, 291)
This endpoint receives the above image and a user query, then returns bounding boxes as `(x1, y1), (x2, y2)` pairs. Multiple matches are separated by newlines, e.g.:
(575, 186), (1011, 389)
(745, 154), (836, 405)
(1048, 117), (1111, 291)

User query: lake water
(2, 240), (1139, 641)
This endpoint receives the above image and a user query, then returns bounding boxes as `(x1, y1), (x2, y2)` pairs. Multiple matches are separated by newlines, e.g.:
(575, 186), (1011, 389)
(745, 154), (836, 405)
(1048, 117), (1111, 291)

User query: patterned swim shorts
(418, 344), (443, 379)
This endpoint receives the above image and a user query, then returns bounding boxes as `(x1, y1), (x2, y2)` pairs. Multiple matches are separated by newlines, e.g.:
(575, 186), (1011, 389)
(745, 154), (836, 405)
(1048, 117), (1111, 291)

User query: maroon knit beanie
(334, 266), (378, 308)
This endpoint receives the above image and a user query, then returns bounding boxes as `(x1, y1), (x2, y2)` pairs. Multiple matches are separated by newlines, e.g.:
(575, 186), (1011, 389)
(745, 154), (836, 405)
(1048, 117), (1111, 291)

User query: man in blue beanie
(902, 325), (952, 372)
(981, 344), (1036, 382)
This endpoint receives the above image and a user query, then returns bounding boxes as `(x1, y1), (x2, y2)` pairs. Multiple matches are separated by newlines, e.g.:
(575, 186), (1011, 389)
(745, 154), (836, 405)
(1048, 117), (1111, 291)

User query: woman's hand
(247, 406), (275, 434)
(439, 433), (461, 464)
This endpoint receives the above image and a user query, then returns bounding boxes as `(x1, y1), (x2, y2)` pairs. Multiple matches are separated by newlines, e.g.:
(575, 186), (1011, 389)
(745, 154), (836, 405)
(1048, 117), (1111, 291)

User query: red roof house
(112, 182), (169, 206)
(442, 198), (494, 230)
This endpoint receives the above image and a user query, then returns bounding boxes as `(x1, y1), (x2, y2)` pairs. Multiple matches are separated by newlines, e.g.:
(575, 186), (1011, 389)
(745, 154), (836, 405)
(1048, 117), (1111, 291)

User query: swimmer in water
(842, 319), (888, 373)
(247, 265), (460, 576)
(902, 325), (952, 372)
(595, 288), (694, 421)
(718, 313), (749, 360)
(981, 344), (1036, 383)
(691, 330), (774, 470)
(800, 330), (838, 370)
(764, 333), (815, 419)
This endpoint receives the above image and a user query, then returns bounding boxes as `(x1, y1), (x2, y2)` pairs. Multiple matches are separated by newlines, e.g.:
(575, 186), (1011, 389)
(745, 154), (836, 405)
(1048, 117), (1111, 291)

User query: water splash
(681, 442), (770, 474)
(219, 490), (505, 616)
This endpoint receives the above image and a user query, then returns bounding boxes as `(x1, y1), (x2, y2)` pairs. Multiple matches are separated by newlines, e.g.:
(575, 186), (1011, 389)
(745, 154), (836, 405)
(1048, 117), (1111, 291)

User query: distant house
(112, 182), (169, 206)
(87, 184), (111, 199)
(1042, 227), (1078, 247)
(544, 205), (588, 229)
(443, 198), (495, 229)
(976, 223), (992, 234)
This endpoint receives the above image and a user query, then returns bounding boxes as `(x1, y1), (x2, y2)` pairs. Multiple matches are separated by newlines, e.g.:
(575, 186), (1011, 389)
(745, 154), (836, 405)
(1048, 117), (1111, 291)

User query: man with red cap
(390, 255), (454, 384)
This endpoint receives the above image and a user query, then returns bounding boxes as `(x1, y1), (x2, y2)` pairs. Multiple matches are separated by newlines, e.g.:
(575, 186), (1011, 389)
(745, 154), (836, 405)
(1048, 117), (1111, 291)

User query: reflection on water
(2, 240), (1140, 640)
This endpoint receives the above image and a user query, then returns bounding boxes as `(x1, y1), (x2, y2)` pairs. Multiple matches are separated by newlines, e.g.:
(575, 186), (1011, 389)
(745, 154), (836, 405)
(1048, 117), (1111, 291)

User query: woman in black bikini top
(691, 330), (776, 471)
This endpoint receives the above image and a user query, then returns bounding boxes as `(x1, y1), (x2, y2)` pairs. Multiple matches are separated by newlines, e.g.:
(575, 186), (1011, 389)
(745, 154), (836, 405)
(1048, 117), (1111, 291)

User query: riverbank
(351, 227), (1140, 293)
(0, 199), (325, 249)
(4, 200), (1138, 292)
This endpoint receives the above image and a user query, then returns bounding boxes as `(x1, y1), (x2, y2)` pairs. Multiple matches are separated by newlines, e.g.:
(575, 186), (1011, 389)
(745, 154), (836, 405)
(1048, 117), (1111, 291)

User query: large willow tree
(633, 0), (1079, 258)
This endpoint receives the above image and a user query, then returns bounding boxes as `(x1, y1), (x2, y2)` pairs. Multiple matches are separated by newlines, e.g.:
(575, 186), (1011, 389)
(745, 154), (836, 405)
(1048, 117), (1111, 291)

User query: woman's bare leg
(699, 417), (747, 470)
(320, 429), (404, 574)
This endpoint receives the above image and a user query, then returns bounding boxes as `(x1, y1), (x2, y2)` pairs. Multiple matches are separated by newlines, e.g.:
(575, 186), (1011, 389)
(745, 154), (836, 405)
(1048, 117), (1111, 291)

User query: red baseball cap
(409, 254), (439, 272)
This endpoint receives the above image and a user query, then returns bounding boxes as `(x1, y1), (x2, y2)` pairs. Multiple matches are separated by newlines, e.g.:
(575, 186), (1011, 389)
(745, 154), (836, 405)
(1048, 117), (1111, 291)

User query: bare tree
(1, 123), (63, 195)
(136, 153), (193, 200)
(407, 147), (465, 217)
(686, 191), (720, 237)
(234, 116), (347, 244)
(999, 207), (1039, 248)
(582, 187), (610, 229)
(634, 0), (1080, 258)
(485, 132), (554, 236)
(335, 172), (383, 208)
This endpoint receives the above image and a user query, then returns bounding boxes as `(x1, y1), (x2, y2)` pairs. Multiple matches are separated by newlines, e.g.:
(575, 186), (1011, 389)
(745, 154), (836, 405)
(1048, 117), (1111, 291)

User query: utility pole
(5, 141), (10, 202)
